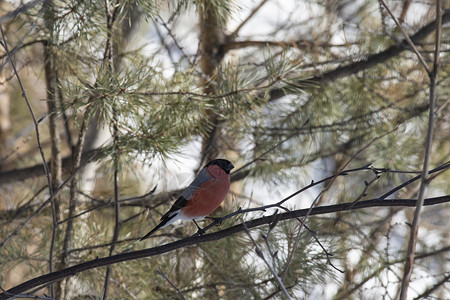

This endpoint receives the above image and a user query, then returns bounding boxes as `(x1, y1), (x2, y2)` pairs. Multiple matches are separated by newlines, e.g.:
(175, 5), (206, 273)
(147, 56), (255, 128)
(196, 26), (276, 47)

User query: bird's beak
(226, 162), (235, 174)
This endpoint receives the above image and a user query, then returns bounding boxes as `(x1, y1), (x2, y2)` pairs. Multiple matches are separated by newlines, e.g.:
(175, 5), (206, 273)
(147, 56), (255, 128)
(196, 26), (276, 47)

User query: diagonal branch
(0, 25), (52, 196)
(227, 0), (268, 39)
(156, 266), (186, 300)
(378, 0), (431, 74)
(269, 9), (450, 101)
(242, 219), (292, 299)
(0, 0), (45, 25)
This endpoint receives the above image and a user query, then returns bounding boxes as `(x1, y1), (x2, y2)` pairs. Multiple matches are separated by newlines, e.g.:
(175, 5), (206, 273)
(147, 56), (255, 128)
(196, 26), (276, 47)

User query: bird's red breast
(181, 164), (231, 218)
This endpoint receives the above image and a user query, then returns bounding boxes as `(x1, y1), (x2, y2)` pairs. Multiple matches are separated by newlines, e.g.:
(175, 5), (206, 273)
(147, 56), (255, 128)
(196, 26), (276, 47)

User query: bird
(140, 158), (234, 240)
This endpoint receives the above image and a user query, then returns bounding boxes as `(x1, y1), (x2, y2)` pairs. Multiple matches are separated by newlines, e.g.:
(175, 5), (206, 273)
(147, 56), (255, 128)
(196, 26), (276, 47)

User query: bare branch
(0, 0), (45, 25)
(156, 266), (186, 300)
(399, 2), (443, 299)
(1, 195), (449, 299)
(0, 152), (97, 250)
(378, 0), (431, 74)
(227, 0), (269, 39)
(242, 219), (292, 300)
(0, 25), (52, 199)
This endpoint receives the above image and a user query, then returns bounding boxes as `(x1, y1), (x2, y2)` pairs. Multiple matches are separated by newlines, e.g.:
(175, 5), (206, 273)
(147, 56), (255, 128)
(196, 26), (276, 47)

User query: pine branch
(269, 9), (450, 101)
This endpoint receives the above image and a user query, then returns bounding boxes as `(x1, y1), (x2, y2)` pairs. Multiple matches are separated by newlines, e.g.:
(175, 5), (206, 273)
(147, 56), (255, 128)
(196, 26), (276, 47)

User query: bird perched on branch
(140, 159), (234, 240)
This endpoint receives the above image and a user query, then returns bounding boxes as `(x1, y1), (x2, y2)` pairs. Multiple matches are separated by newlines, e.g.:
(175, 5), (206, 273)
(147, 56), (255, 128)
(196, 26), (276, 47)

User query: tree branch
(242, 219), (292, 299)
(0, 24), (52, 198)
(379, 0), (431, 74)
(1, 195), (449, 299)
(399, 2), (443, 299)
(0, 150), (96, 185)
(227, 0), (268, 40)
(269, 9), (450, 101)
(0, 152), (97, 250)
(0, 0), (45, 25)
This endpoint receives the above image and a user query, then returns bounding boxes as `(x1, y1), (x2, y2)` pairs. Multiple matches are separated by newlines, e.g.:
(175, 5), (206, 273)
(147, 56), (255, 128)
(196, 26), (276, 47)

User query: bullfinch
(140, 159), (234, 240)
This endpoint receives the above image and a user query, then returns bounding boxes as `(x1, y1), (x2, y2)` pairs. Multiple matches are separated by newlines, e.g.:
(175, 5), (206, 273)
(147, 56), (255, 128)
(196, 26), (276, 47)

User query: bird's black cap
(206, 159), (234, 174)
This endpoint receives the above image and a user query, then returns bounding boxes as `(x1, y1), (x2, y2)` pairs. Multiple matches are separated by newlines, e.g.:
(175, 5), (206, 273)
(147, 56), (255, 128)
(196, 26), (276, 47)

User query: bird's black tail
(139, 214), (176, 241)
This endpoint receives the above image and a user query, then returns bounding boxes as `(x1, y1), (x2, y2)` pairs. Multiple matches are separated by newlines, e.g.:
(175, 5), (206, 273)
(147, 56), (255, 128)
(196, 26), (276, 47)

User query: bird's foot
(196, 227), (206, 235)
(193, 220), (205, 235)
(205, 216), (223, 226)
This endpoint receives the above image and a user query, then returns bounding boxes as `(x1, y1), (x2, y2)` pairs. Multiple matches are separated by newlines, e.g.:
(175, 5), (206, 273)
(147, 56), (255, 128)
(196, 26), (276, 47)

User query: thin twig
(399, 1), (442, 299)
(0, 152), (97, 249)
(242, 219), (292, 300)
(153, 19), (176, 66)
(227, 0), (268, 39)
(156, 266), (186, 300)
(156, 16), (192, 66)
(1, 22), (57, 296)
(349, 168), (381, 206)
(102, 1), (121, 298)
(378, 160), (450, 200)
(0, 24), (51, 198)
(378, 0), (431, 74)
